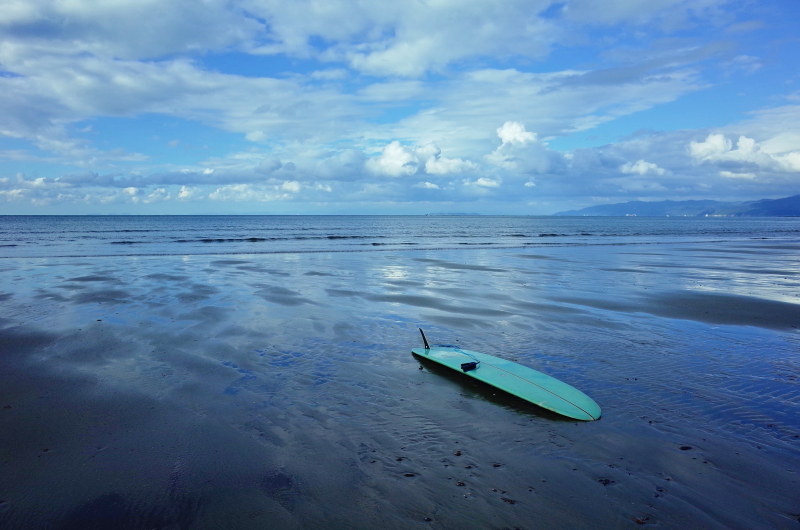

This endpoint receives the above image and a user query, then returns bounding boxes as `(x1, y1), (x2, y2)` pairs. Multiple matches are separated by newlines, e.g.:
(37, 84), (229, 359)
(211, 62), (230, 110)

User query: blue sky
(1, 0), (799, 214)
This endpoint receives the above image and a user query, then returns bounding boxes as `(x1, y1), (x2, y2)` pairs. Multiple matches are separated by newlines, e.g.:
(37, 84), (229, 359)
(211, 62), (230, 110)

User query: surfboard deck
(412, 345), (601, 421)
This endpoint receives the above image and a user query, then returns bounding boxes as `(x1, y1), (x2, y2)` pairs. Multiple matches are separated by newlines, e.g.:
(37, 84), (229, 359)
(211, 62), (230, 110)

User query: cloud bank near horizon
(0, 0), (798, 214)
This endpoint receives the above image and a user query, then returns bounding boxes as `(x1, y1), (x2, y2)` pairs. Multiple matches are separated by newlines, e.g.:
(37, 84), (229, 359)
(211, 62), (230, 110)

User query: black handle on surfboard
(419, 328), (430, 350)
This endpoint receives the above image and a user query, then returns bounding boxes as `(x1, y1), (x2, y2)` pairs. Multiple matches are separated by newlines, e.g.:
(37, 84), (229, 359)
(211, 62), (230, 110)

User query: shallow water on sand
(1, 234), (799, 528)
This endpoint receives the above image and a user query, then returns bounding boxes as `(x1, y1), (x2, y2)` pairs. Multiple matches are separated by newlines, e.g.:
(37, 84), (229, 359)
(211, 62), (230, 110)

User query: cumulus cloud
(177, 186), (204, 201)
(366, 141), (477, 177)
(143, 188), (171, 203)
(281, 181), (301, 193)
(485, 121), (566, 175)
(366, 141), (420, 177)
(620, 160), (666, 176)
(690, 133), (800, 173)
(5, 109), (796, 213)
(497, 121), (538, 144)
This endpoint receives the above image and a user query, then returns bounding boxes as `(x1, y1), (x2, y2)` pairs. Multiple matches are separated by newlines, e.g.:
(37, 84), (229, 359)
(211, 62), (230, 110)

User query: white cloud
(0, 189), (27, 202)
(366, 141), (478, 177)
(240, 0), (729, 77)
(244, 0), (560, 77)
(281, 181), (301, 193)
(424, 155), (478, 175)
(209, 184), (291, 202)
(689, 133), (734, 160)
(464, 177), (500, 188)
(415, 181), (440, 189)
(177, 186), (204, 201)
(143, 188), (171, 203)
(778, 152), (800, 172)
(497, 121), (537, 145)
(366, 141), (419, 177)
(620, 160), (666, 176)
(760, 132), (800, 155)
(719, 171), (756, 179)
(0, 53), (366, 153)
(485, 121), (565, 175)
(690, 133), (800, 172)
(5, 102), (799, 213)
(476, 177), (500, 187)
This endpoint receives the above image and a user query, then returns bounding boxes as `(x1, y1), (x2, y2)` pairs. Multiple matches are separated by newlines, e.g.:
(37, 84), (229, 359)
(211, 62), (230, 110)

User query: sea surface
(2, 215), (800, 258)
(1, 215), (799, 529)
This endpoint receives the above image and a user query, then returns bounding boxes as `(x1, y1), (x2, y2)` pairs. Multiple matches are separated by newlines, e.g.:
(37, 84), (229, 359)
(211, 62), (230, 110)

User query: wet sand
(1, 240), (799, 529)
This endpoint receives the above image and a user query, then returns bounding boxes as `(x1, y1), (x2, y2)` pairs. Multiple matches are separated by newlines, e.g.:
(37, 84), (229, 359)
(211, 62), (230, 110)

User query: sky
(0, 0), (799, 215)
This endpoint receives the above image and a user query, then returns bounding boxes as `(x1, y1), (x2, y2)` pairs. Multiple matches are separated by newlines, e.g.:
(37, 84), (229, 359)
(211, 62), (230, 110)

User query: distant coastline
(554, 194), (800, 217)
(425, 212), (481, 216)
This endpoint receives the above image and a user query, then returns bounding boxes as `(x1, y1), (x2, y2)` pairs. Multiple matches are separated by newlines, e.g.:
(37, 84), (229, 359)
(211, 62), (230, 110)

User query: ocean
(2, 215), (800, 258)
(1, 215), (799, 529)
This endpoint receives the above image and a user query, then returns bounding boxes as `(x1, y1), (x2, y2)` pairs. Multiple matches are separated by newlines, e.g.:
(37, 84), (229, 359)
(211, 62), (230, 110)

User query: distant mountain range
(554, 195), (800, 217)
(426, 212), (481, 216)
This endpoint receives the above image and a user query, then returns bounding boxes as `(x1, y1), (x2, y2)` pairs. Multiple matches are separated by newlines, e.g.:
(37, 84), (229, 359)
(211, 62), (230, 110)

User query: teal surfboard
(412, 330), (601, 421)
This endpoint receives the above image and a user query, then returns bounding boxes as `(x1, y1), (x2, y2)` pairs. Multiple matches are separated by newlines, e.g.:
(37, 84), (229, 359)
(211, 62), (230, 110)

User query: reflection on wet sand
(1, 240), (798, 529)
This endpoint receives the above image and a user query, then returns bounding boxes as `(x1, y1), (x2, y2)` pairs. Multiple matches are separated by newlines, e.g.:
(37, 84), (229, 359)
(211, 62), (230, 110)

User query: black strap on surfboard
(418, 328), (430, 350)
(460, 361), (479, 372)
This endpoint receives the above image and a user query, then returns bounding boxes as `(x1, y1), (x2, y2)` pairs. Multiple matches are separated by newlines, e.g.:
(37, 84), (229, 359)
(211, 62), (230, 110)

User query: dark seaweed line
(109, 235), (385, 244)
(0, 237), (770, 260)
(180, 235), (379, 242)
(107, 233), (579, 246)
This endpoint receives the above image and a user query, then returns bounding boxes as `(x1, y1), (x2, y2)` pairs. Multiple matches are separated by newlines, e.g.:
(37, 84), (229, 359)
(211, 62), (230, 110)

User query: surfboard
(412, 330), (601, 421)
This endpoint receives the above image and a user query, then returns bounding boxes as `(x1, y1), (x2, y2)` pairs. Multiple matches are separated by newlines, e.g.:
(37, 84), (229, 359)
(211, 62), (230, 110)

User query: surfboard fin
(418, 328), (430, 350)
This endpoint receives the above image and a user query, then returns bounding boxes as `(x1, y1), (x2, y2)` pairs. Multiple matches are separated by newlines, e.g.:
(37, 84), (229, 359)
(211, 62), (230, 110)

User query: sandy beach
(1, 239), (799, 529)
